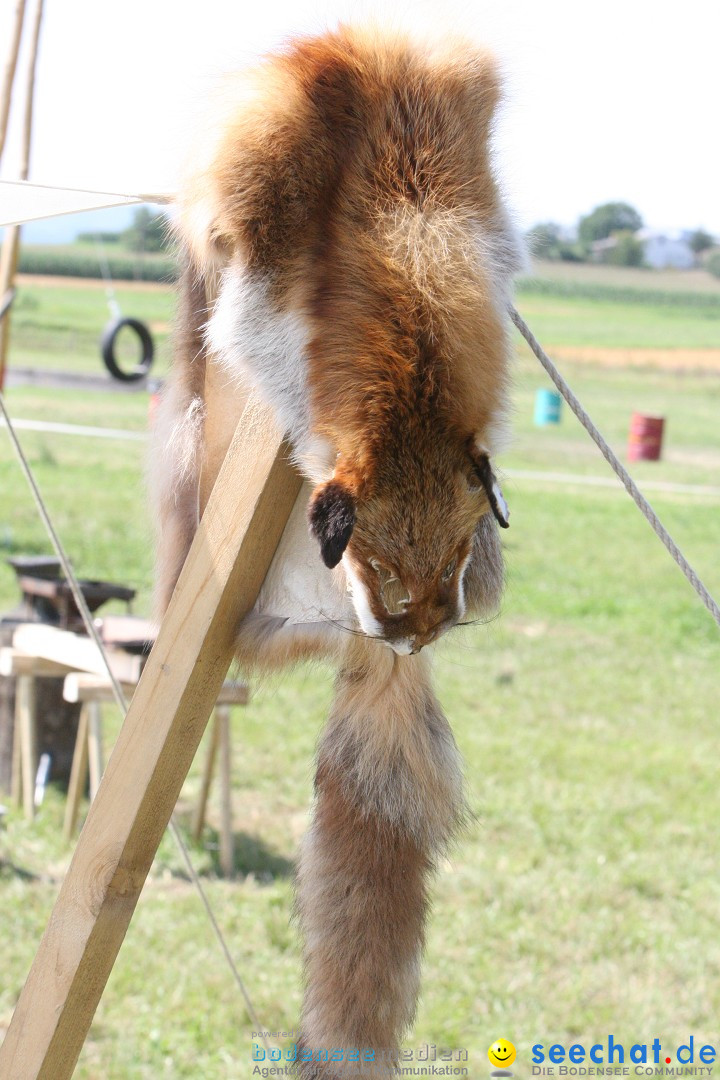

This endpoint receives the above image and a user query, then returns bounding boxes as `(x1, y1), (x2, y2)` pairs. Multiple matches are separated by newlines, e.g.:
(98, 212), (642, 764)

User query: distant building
(591, 229), (697, 269)
(590, 236), (622, 262)
(636, 229), (696, 269)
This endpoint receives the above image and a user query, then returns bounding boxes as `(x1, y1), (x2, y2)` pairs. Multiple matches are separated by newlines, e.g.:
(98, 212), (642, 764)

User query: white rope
(94, 236), (121, 321)
(0, 418), (145, 440)
(510, 305), (720, 630)
(0, 388), (272, 1051)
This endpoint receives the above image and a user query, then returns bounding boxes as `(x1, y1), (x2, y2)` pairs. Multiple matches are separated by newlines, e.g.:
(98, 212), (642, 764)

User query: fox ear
(308, 479), (357, 568)
(467, 443), (510, 529)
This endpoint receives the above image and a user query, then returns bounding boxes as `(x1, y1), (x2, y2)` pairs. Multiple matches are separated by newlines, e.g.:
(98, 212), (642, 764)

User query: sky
(1, 0), (719, 241)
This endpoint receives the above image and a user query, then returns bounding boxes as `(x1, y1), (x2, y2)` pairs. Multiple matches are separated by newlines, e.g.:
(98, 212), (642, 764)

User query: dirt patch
(16, 273), (172, 293)
(548, 345), (720, 372)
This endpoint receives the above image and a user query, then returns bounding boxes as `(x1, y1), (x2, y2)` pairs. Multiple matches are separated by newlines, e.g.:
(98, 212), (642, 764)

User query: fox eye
(442, 557), (457, 581)
(371, 560), (410, 615)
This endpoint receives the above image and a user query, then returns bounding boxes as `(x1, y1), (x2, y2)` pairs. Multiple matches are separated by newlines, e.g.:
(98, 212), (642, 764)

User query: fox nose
(409, 636), (431, 654)
(409, 637), (432, 655)
(410, 620), (446, 653)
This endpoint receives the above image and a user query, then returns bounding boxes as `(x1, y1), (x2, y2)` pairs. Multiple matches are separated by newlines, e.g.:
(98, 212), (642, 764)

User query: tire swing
(100, 316), (154, 383)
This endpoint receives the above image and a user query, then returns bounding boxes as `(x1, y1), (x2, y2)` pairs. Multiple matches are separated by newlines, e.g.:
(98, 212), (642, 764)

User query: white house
(635, 229), (696, 269)
(591, 228), (698, 268)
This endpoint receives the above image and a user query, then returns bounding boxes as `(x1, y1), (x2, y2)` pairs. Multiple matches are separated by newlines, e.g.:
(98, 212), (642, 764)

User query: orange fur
(177, 24), (520, 653)
(156, 24), (522, 1074)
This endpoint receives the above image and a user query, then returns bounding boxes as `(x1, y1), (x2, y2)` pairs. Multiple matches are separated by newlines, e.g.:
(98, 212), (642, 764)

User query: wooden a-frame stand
(0, 391), (302, 1079)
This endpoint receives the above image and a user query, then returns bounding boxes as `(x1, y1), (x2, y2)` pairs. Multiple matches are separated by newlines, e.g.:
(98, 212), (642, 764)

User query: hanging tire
(101, 317), (154, 382)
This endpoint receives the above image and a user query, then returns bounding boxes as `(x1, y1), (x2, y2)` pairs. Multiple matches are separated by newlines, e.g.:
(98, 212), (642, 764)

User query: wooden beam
(11, 696), (22, 806)
(61, 672), (249, 706)
(213, 682), (250, 707)
(12, 624), (145, 684)
(0, 0), (43, 391)
(192, 715), (220, 841)
(217, 705), (234, 877)
(61, 673), (136, 705)
(0, 391), (301, 1079)
(94, 615), (157, 651)
(86, 702), (103, 801)
(16, 674), (37, 821)
(63, 704), (89, 841)
(0, 645), (76, 678)
(0, 0), (26, 165)
(17, 0), (44, 183)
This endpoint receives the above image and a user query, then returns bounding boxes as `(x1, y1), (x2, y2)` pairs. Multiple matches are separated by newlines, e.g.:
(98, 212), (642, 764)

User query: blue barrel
(534, 388), (562, 425)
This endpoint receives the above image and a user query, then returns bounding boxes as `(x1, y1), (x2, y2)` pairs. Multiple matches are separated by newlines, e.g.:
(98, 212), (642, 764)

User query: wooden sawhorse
(0, 393), (301, 1078)
(0, 648), (73, 821)
(0, 634), (143, 823)
(62, 672), (249, 878)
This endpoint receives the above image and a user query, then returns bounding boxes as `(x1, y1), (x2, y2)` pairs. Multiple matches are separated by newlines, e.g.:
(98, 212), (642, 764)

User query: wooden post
(86, 701), (103, 801)
(16, 673), (37, 821)
(0, 0), (43, 391)
(0, 0), (26, 165)
(63, 704), (89, 841)
(217, 705), (234, 878)
(0, 648), (76, 679)
(11, 694), (23, 806)
(192, 713), (220, 841)
(0, 392), (302, 1079)
(12, 625), (145, 684)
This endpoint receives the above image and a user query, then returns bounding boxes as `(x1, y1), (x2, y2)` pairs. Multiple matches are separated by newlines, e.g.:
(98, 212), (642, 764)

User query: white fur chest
(207, 264), (334, 483)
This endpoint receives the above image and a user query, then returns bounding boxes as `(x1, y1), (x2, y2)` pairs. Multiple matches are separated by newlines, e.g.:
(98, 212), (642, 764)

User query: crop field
(521, 260), (720, 294)
(1, 265), (719, 1078)
(17, 244), (176, 283)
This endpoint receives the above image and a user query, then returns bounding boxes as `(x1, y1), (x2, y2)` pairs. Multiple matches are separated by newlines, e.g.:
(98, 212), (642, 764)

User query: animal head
(309, 437), (508, 654)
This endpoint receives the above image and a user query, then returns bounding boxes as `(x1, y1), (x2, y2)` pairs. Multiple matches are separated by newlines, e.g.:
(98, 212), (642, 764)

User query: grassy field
(6, 260), (720, 378)
(9, 275), (175, 376)
(513, 292), (720, 350)
(515, 263), (720, 351)
(1, 267), (719, 1078)
(521, 260), (720, 294)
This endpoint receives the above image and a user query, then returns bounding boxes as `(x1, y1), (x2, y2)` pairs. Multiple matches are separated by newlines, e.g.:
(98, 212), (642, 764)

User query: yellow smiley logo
(489, 1039), (516, 1069)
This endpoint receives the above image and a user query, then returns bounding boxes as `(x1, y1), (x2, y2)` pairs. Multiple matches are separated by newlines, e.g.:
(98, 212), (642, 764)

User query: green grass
(509, 348), (720, 488)
(0, 388), (154, 623)
(7, 261), (720, 385)
(1, 278), (720, 1077)
(9, 279), (176, 376)
(515, 259), (720, 350)
(524, 259), (720, 295)
(513, 293), (720, 350)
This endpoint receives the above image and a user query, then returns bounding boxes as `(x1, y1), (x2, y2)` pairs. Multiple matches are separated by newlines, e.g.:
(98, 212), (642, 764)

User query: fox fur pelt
(154, 25), (522, 1077)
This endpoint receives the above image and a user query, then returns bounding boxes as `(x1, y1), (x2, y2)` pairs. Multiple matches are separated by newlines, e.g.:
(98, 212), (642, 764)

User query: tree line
(78, 207), (170, 255)
(527, 203), (716, 269)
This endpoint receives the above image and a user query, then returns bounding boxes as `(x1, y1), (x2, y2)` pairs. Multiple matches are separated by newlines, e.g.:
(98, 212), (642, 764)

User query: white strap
(0, 179), (173, 226)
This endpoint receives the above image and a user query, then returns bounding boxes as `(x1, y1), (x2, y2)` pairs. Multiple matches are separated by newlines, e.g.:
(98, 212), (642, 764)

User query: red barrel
(147, 379), (162, 426)
(628, 413), (665, 461)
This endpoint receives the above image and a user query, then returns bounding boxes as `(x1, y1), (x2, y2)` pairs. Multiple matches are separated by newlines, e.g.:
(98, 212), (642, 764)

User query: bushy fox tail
(150, 261), (208, 617)
(295, 639), (465, 1076)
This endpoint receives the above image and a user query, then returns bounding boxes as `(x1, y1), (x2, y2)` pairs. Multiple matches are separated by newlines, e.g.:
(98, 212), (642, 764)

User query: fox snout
(379, 628), (451, 656)
(384, 606), (457, 655)
(343, 557), (462, 653)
